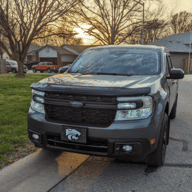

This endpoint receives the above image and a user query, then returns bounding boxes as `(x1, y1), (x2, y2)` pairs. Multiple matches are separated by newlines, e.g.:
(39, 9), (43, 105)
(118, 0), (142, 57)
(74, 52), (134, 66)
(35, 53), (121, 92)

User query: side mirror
(167, 68), (184, 79)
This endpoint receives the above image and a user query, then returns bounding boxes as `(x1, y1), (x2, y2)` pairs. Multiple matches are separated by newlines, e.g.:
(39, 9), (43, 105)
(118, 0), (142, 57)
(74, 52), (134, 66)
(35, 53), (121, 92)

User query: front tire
(147, 113), (168, 167)
(170, 94), (178, 119)
(33, 68), (36, 73)
(12, 69), (16, 73)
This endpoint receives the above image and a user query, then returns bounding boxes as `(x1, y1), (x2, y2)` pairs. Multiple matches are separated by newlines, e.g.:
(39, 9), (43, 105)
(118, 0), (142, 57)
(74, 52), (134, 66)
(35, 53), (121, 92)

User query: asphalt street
(1, 75), (192, 192)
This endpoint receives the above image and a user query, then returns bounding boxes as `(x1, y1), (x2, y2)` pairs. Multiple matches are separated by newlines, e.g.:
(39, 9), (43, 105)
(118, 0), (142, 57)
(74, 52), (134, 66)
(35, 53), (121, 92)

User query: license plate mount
(61, 127), (87, 143)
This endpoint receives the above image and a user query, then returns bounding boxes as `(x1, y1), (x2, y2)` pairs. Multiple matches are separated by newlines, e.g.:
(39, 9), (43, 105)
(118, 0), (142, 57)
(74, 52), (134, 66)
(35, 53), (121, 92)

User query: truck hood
(38, 73), (160, 89)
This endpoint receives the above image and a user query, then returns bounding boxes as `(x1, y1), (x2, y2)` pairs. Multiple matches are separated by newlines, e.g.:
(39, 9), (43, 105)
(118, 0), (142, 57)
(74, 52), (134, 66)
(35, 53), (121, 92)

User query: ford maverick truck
(28, 45), (184, 167)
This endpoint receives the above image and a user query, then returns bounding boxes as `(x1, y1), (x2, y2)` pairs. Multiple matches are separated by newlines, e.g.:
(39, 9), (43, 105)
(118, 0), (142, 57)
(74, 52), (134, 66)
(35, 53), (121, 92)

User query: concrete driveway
(1, 76), (192, 192)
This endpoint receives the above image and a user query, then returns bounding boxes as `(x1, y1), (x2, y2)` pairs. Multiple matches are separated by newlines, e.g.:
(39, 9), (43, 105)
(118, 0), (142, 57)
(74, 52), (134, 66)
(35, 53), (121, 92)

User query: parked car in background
(58, 64), (72, 73)
(32, 62), (61, 73)
(6, 60), (28, 73)
(24, 61), (39, 70)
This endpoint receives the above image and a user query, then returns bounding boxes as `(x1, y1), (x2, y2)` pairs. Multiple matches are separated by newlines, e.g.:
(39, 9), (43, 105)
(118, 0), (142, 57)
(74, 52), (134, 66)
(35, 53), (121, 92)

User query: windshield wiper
(81, 72), (133, 76)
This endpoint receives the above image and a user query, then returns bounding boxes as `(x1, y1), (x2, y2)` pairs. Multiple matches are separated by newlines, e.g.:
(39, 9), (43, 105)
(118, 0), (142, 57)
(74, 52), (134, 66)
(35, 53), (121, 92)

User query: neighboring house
(31, 44), (98, 67)
(26, 44), (42, 62)
(2, 43), (98, 67)
(3, 51), (9, 60)
(147, 32), (192, 69)
(2, 44), (42, 61)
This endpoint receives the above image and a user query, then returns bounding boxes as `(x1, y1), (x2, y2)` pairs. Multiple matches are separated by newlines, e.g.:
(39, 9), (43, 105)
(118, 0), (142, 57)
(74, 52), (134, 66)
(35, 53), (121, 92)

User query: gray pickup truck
(28, 45), (184, 167)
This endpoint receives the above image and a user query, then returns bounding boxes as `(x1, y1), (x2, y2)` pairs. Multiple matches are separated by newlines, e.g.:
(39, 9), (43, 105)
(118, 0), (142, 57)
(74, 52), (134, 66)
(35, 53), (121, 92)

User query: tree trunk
(15, 60), (25, 78)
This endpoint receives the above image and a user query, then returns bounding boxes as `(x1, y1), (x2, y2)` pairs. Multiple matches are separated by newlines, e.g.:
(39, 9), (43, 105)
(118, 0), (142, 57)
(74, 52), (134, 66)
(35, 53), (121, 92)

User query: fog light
(32, 134), (39, 140)
(122, 145), (133, 152)
(114, 143), (133, 154)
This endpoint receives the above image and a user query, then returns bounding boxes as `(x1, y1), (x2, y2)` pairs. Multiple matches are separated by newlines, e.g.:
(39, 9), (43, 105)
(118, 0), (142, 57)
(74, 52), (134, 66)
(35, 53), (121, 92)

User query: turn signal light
(150, 139), (155, 145)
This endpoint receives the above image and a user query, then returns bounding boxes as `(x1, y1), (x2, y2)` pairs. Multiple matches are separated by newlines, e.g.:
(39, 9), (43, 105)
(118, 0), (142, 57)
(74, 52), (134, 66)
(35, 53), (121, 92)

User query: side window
(168, 56), (173, 68)
(166, 55), (171, 76)
(6, 61), (10, 65)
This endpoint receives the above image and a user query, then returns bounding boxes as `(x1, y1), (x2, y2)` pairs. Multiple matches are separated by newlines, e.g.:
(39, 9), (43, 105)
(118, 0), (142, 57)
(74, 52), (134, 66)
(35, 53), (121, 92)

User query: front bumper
(28, 106), (163, 162)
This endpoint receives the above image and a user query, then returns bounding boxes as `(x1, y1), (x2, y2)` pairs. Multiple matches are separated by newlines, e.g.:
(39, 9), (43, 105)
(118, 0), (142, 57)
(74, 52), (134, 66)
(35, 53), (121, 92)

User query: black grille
(44, 93), (117, 127)
(45, 93), (116, 103)
(45, 104), (116, 127)
(47, 134), (108, 153)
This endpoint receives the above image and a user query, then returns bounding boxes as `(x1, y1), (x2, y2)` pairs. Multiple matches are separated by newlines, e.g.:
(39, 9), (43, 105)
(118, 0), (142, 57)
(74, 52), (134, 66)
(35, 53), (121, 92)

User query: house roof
(147, 32), (192, 53)
(32, 44), (99, 55)
(33, 45), (73, 55)
(50, 46), (73, 55)
(27, 44), (42, 54)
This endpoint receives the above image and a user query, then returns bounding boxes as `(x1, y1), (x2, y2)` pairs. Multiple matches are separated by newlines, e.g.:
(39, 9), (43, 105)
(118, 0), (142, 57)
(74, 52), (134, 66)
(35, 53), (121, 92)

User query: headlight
(30, 89), (45, 114)
(115, 96), (153, 121)
(31, 89), (45, 96)
(33, 95), (44, 103)
(31, 99), (45, 114)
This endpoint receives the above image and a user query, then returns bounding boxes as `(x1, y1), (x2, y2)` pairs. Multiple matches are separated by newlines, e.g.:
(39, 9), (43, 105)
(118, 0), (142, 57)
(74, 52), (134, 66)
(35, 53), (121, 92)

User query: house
(2, 44), (42, 61)
(30, 44), (98, 67)
(147, 32), (192, 69)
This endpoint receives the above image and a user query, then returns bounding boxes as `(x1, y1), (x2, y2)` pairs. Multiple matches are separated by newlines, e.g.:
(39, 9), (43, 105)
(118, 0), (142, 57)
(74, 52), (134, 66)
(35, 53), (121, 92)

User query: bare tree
(32, 15), (84, 46)
(169, 11), (192, 34)
(69, 0), (145, 45)
(69, 0), (165, 45)
(123, 1), (169, 44)
(0, 0), (80, 77)
(142, 2), (170, 44)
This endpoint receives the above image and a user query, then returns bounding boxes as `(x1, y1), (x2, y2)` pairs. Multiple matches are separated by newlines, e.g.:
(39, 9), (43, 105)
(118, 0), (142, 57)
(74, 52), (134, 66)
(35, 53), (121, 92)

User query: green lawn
(0, 73), (52, 169)
(184, 71), (192, 74)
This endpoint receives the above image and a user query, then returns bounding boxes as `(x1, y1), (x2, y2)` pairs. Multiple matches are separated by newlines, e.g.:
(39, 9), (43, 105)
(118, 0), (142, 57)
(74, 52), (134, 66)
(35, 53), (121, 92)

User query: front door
(166, 55), (177, 113)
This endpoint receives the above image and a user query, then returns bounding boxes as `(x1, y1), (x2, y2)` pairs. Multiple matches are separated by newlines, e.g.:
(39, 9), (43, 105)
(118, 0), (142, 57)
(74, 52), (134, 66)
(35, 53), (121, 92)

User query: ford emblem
(70, 101), (83, 108)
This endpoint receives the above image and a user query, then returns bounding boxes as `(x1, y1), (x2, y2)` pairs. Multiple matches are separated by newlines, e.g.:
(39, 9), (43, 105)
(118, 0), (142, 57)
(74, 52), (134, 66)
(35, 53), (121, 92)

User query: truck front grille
(44, 93), (117, 127)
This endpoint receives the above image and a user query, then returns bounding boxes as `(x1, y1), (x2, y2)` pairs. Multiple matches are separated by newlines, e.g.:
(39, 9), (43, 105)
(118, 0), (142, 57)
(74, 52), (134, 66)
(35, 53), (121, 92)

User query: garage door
(170, 55), (184, 69)
(40, 58), (57, 65)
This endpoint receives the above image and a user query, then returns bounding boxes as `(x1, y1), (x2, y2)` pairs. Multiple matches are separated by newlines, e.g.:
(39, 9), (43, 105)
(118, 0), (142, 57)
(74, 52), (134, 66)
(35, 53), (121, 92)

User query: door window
(166, 55), (171, 76)
(6, 61), (10, 66)
(167, 56), (173, 68)
(39, 63), (45, 65)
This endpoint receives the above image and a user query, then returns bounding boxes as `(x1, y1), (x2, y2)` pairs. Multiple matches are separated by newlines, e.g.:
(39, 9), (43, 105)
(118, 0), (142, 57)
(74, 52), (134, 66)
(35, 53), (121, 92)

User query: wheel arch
(164, 102), (170, 145)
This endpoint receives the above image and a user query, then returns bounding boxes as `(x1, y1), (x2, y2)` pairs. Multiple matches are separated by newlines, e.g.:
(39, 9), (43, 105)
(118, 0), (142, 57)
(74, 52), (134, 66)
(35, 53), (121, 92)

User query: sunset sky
(165, 0), (192, 13)
(74, 0), (192, 44)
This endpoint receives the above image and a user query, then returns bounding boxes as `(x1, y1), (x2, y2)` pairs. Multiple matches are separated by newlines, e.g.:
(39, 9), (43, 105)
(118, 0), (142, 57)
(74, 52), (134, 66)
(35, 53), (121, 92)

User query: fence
(182, 58), (192, 71)
(0, 59), (6, 73)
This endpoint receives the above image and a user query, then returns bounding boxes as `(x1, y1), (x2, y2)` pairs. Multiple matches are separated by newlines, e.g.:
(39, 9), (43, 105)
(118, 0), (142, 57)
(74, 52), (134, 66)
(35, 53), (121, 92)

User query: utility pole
(188, 30), (192, 74)
(132, 0), (162, 45)
(142, 2), (144, 45)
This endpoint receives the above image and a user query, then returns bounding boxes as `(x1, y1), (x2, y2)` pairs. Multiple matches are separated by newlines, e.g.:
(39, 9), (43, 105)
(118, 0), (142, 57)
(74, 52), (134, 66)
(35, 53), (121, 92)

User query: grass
(184, 71), (192, 74)
(0, 73), (53, 170)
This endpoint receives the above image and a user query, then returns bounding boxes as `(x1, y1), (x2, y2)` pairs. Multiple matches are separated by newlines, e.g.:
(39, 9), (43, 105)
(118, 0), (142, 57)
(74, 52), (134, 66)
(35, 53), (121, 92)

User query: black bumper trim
(29, 129), (152, 161)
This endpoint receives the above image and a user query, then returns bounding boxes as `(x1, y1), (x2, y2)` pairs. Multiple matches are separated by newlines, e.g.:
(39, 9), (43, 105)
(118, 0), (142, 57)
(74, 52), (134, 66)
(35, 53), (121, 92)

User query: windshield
(68, 47), (160, 75)
(10, 61), (18, 65)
